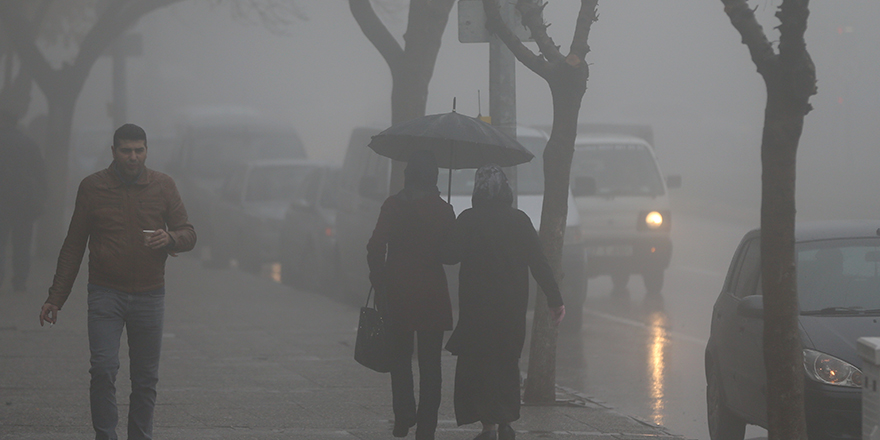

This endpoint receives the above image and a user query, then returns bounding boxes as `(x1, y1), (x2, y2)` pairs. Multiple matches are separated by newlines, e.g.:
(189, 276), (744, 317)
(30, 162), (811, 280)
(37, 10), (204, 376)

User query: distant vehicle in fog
(569, 124), (680, 296)
(164, 106), (306, 251)
(279, 165), (341, 292)
(207, 159), (319, 273)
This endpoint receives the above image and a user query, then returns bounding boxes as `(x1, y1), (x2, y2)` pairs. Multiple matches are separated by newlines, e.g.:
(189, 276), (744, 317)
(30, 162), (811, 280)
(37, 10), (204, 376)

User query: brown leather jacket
(47, 163), (196, 308)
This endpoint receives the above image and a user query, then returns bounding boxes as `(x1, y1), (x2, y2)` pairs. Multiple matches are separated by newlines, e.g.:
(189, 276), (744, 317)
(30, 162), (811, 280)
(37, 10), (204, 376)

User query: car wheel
(642, 268), (664, 295)
(279, 243), (296, 286)
(237, 234), (262, 274)
(297, 244), (321, 291)
(706, 362), (746, 440)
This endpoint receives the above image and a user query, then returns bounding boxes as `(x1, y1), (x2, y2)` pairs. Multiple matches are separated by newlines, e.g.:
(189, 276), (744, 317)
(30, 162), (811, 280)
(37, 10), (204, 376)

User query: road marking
(584, 309), (708, 346)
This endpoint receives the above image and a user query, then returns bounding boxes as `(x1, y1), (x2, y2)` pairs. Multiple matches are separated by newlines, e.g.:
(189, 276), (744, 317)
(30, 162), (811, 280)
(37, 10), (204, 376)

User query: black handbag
(354, 288), (393, 373)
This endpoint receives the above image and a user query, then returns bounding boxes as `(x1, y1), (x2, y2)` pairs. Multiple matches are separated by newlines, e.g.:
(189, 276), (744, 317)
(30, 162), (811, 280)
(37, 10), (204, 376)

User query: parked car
(569, 124), (680, 295)
(705, 221), (880, 440)
(279, 165), (341, 292)
(207, 159), (321, 273)
(164, 106), (306, 251)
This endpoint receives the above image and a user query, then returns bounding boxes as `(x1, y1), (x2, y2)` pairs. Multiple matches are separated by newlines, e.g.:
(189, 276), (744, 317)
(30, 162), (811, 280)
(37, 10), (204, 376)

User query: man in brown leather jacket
(39, 123), (196, 440)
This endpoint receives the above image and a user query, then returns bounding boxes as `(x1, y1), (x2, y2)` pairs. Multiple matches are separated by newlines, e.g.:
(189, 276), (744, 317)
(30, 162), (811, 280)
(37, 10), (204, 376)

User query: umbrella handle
(448, 143), (453, 204)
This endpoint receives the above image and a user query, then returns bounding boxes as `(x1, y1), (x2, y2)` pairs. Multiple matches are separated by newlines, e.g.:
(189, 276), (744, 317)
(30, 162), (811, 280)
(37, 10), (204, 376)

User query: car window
(798, 238), (880, 312)
(221, 168), (246, 202)
(570, 143), (665, 196)
(320, 172), (340, 209)
(731, 238), (761, 299)
(245, 165), (309, 202)
(437, 134), (547, 196)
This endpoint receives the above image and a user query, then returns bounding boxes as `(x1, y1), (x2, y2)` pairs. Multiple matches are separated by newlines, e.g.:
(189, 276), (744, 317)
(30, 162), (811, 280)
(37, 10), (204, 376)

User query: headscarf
(472, 163), (513, 208)
(397, 149), (439, 201)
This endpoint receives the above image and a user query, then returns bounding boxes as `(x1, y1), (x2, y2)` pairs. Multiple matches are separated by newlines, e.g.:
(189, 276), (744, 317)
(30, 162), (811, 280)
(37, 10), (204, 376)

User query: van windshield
(438, 135), (547, 196)
(189, 131), (305, 178)
(571, 143), (664, 196)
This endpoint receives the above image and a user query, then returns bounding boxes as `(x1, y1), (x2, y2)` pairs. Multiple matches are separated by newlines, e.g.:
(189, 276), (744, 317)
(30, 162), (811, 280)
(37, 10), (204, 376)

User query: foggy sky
(24, 0), (880, 222)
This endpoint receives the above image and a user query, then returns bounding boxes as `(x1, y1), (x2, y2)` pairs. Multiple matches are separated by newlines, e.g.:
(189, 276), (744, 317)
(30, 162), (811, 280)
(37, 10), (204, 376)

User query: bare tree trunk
(350, 0), (455, 193)
(721, 0), (816, 438)
(0, 0), (185, 255)
(37, 93), (77, 256)
(482, 0), (597, 403)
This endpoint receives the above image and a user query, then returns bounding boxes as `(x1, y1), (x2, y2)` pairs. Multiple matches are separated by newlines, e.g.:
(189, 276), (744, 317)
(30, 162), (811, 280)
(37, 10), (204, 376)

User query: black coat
(0, 126), (46, 220)
(443, 204), (563, 359)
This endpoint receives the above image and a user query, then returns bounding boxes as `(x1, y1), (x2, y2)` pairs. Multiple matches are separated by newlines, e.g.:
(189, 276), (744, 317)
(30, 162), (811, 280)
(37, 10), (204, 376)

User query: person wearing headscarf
(443, 164), (565, 440)
(366, 149), (456, 440)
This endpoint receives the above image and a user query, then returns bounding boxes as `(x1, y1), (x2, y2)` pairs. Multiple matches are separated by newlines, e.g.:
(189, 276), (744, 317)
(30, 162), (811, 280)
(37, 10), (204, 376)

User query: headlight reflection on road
(648, 310), (670, 426)
(270, 263), (282, 284)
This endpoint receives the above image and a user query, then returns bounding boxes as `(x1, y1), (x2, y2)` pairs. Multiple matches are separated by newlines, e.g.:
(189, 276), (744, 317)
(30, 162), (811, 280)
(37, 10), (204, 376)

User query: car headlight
(803, 348), (863, 388)
(637, 210), (671, 231)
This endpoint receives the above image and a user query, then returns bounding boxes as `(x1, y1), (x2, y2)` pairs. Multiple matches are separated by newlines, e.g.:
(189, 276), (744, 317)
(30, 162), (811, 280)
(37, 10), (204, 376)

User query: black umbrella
(367, 111), (534, 202)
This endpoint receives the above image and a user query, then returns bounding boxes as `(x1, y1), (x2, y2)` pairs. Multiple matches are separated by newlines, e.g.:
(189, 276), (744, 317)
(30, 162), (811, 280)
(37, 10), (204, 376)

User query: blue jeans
(87, 284), (165, 440)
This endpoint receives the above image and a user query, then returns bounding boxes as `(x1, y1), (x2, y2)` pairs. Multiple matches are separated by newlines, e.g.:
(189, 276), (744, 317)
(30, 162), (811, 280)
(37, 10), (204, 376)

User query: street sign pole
(458, 0), (524, 203)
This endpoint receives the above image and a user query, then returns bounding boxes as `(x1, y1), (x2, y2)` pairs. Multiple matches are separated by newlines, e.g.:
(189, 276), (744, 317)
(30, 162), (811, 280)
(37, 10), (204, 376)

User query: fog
(25, 0), (880, 221)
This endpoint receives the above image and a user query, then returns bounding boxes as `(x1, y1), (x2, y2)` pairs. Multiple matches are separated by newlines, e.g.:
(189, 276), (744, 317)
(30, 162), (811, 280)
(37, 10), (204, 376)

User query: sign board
(458, 0), (534, 43)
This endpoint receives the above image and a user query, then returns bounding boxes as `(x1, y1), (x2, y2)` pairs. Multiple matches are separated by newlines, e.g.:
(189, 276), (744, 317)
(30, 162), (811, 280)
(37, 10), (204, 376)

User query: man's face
(112, 139), (147, 180)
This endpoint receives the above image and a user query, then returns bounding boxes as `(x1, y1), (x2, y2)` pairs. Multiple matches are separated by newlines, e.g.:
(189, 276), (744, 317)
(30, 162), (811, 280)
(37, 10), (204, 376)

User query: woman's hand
(550, 305), (565, 326)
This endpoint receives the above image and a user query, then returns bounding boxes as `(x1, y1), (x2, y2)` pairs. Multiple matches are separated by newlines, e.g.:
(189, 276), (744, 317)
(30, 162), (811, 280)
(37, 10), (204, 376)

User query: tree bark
(482, 0), (597, 403)
(350, 0), (455, 193)
(0, 0), (184, 254)
(721, 0), (816, 438)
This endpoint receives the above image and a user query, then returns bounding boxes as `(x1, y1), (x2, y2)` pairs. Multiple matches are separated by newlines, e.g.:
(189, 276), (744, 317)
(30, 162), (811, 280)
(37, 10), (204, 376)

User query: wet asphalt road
(553, 211), (769, 440)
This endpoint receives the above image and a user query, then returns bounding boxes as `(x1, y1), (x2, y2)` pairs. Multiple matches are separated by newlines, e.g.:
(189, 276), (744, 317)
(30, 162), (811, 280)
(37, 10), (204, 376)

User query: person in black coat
(443, 164), (565, 440)
(0, 110), (47, 293)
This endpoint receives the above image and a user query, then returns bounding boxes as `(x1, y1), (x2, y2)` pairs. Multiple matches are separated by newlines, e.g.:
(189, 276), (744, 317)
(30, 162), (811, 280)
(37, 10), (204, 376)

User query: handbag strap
(364, 287), (376, 308)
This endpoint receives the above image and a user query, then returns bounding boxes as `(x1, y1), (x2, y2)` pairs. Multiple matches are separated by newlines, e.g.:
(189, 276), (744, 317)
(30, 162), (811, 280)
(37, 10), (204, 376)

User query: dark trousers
(389, 329), (444, 438)
(87, 284), (165, 440)
(0, 215), (35, 290)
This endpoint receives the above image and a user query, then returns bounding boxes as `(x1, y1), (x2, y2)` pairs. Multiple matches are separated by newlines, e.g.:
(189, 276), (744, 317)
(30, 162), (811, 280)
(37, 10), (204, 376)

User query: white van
(569, 128), (680, 295)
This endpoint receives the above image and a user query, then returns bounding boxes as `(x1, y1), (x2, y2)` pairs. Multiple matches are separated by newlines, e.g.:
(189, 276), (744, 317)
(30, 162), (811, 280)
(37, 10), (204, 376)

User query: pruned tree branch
(481, 0), (550, 78)
(721, 0), (777, 76)
(569, 0), (598, 63)
(350, 0), (405, 69)
(518, 1), (564, 64)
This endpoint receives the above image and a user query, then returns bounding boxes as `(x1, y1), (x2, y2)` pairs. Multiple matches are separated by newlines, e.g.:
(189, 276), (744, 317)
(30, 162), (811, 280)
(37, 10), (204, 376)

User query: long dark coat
(443, 204), (563, 359)
(366, 192), (456, 332)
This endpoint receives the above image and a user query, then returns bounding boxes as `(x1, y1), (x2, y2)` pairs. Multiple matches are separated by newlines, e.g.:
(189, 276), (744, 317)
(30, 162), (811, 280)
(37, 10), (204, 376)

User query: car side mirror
(358, 175), (386, 200)
(737, 295), (764, 319)
(571, 176), (596, 197)
(666, 174), (682, 189)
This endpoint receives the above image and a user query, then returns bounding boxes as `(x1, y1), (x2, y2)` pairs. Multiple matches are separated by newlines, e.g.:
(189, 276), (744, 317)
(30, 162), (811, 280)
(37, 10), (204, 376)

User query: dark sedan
(279, 165), (340, 293)
(705, 221), (880, 440)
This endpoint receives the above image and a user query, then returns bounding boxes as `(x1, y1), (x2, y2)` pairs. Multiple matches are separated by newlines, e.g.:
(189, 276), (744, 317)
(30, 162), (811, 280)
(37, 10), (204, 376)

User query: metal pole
(489, 1), (517, 207)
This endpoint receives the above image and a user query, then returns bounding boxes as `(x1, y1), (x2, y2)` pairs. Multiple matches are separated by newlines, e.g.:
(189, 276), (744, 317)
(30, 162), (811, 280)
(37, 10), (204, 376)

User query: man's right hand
(40, 303), (59, 326)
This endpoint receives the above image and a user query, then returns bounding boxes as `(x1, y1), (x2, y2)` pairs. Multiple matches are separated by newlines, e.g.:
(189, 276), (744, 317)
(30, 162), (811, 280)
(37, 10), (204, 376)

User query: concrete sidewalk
(0, 256), (687, 439)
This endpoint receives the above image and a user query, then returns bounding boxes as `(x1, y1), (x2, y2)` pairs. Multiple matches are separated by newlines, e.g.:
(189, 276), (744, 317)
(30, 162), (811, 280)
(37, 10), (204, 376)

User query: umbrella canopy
(367, 111), (534, 169)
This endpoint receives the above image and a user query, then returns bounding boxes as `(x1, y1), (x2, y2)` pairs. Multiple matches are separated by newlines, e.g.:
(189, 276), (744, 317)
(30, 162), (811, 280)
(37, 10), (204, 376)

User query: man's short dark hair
(113, 123), (147, 148)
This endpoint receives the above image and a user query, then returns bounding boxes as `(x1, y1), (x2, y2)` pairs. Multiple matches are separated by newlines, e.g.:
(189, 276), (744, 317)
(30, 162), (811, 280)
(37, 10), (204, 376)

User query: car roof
(243, 158), (329, 168)
(745, 220), (880, 243)
(574, 133), (650, 146)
